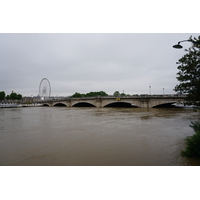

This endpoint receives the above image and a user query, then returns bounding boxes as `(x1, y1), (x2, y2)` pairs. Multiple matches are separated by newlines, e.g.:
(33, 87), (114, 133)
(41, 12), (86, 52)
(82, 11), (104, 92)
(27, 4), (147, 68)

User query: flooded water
(0, 107), (200, 166)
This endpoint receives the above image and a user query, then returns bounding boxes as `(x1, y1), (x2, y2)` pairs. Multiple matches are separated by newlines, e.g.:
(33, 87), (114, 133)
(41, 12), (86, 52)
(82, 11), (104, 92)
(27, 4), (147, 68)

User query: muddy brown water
(0, 107), (200, 166)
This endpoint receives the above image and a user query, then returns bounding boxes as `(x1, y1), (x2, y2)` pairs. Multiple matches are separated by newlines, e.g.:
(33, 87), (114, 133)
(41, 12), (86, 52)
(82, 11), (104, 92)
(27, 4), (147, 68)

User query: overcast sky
(1, 33), (200, 97)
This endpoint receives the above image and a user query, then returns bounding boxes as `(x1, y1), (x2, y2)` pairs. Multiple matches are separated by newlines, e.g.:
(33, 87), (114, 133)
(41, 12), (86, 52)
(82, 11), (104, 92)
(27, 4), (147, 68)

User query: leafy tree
(85, 91), (108, 97)
(6, 92), (23, 100)
(113, 91), (127, 96)
(0, 91), (5, 100)
(174, 35), (200, 108)
(6, 95), (10, 100)
(113, 91), (120, 96)
(71, 91), (108, 98)
(174, 35), (200, 159)
(10, 92), (18, 100)
(98, 91), (108, 96)
(71, 92), (84, 98)
(17, 94), (22, 100)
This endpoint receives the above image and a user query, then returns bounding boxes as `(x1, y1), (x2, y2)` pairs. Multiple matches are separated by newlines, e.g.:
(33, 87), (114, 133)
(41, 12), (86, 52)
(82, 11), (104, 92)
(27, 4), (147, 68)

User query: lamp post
(149, 86), (151, 96)
(173, 37), (200, 103)
(173, 39), (200, 49)
(173, 38), (200, 66)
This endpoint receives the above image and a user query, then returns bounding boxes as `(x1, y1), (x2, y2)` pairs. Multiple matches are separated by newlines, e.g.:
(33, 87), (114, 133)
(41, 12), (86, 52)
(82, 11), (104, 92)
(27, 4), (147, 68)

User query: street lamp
(149, 86), (151, 95)
(173, 39), (200, 49)
(173, 38), (200, 100)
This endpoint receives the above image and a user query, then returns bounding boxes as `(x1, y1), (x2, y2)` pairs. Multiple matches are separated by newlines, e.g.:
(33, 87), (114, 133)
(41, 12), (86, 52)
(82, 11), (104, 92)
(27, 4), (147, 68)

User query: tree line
(0, 91), (22, 100)
(70, 91), (132, 98)
(71, 91), (108, 98)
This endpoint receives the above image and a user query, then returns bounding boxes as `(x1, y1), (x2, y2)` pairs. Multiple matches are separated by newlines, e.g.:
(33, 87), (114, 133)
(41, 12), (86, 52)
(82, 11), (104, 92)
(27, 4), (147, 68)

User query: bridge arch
(150, 100), (178, 108)
(53, 102), (67, 107)
(104, 102), (139, 107)
(152, 102), (176, 108)
(72, 102), (96, 107)
(102, 99), (141, 108)
(43, 103), (50, 106)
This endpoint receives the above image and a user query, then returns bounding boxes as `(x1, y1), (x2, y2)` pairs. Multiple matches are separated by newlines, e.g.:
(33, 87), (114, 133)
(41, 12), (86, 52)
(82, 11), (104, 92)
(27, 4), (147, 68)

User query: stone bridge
(39, 95), (186, 108)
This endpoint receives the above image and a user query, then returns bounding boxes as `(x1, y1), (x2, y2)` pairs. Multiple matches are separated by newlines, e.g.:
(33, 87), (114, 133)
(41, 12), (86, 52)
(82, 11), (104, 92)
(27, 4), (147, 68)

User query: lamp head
(173, 39), (200, 49)
(173, 43), (183, 49)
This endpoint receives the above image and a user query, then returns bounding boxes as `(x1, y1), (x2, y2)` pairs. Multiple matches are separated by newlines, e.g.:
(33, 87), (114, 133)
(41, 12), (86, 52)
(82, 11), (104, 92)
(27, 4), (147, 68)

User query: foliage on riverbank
(71, 91), (108, 98)
(71, 91), (132, 98)
(0, 91), (6, 100)
(182, 120), (200, 158)
(0, 91), (22, 100)
(6, 92), (22, 100)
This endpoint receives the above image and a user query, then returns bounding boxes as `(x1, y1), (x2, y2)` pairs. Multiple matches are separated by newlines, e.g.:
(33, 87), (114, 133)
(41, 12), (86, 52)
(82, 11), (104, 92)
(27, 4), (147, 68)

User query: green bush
(181, 121), (200, 158)
(71, 91), (108, 98)
(0, 91), (5, 100)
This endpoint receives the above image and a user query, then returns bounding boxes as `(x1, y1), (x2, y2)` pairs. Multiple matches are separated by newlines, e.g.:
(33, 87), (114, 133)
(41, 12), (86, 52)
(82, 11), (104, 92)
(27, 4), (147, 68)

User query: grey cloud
(0, 33), (199, 96)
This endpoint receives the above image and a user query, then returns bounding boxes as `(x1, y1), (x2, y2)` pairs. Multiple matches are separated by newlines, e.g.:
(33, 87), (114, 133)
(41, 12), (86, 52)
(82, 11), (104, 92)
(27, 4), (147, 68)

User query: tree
(98, 91), (108, 97)
(113, 91), (120, 96)
(174, 35), (200, 108)
(5, 92), (23, 100)
(10, 92), (17, 100)
(17, 94), (22, 100)
(174, 35), (200, 159)
(71, 92), (84, 98)
(0, 91), (5, 100)
(6, 95), (10, 100)
(85, 91), (108, 97)
(71, 91), (108, 98)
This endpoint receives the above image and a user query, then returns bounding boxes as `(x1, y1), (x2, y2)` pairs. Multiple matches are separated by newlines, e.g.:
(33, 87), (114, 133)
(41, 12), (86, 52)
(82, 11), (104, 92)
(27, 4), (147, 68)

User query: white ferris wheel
(39, 78), (51, 100)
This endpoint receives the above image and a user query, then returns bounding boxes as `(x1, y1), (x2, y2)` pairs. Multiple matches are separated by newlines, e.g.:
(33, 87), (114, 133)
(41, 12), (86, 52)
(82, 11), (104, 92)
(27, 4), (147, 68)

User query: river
(0, 107), (200, 166)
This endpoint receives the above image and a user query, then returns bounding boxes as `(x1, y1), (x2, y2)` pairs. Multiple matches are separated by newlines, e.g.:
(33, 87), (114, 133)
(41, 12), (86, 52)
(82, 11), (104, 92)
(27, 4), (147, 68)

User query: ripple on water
(0, 107), (200, 166)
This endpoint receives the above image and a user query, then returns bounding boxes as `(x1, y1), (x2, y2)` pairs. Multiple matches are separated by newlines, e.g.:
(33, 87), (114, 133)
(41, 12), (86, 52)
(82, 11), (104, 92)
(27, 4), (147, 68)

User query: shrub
(181, 120), (200, 158)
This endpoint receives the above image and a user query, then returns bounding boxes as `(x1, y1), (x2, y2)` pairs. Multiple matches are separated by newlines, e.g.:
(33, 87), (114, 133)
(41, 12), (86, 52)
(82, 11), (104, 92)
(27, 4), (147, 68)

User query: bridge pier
(139, 99), (150, 108)
(95, 98), (102, 108)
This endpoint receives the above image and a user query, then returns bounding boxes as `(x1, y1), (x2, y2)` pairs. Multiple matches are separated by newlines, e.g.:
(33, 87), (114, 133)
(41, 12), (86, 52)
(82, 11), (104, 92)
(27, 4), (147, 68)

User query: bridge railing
(36, 94), (186, 103)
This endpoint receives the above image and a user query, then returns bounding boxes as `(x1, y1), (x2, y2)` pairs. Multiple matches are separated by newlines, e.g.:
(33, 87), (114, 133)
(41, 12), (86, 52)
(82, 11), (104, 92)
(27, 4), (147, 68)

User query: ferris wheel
(39, 78), (51, 99)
